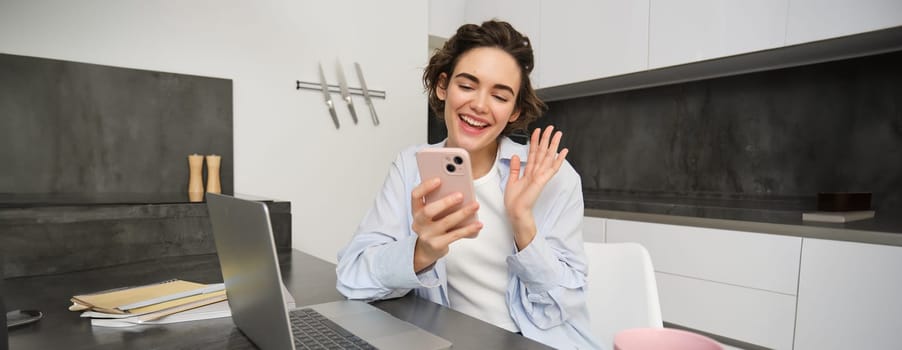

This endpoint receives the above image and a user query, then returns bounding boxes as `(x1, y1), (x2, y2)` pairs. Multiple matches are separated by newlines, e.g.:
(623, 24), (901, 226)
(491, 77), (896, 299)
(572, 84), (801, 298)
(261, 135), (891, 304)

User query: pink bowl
(614, 328), (723, 350)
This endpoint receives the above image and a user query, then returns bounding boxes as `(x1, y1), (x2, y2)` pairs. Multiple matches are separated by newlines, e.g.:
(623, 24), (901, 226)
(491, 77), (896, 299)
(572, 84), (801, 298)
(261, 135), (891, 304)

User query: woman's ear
(508, 108), (521, 123)
(436, 73), (448, 101)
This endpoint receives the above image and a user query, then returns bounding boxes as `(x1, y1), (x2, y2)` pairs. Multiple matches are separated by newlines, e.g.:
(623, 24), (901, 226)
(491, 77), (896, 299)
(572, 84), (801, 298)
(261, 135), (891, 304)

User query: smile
(459, 114), (488, 128)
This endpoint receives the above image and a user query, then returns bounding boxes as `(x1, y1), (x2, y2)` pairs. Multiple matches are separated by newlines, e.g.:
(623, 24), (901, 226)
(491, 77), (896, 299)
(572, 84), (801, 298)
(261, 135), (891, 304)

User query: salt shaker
(206, 154), (222, 194)
(188, 154), (205, 202)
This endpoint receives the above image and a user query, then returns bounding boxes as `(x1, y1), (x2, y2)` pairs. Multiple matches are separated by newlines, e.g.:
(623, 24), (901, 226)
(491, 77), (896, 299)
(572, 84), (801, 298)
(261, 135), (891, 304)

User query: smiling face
(437, 47), (522, 163)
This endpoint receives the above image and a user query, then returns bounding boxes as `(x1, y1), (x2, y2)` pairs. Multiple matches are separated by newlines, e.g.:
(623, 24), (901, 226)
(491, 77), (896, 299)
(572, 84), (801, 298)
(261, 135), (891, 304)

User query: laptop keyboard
(289, 308), (378, 350)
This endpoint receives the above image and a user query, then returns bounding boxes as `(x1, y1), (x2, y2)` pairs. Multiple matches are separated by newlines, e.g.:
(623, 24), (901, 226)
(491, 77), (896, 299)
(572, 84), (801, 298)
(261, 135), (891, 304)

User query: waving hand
(504, 126), (569, 250)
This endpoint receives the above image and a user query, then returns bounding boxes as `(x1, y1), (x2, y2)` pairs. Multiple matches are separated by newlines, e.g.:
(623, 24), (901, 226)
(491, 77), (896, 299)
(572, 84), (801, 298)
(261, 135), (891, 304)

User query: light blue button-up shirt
(336, 137), (603, 349)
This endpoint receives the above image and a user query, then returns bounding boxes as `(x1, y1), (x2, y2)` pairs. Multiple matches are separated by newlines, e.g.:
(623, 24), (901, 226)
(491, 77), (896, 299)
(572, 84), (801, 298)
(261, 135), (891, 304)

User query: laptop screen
(206, 193), (297, 350)
(206, 193), (452, 350)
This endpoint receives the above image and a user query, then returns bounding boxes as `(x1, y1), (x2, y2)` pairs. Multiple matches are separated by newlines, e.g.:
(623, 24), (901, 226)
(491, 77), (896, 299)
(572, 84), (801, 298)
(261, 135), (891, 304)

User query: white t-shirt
(445, 158), (520, 332)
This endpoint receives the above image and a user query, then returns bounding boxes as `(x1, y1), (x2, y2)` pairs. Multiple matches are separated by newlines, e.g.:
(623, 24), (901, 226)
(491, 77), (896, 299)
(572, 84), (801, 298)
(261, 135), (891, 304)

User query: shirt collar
(434, 136), (527, 163)
(498, 136), (528, 163)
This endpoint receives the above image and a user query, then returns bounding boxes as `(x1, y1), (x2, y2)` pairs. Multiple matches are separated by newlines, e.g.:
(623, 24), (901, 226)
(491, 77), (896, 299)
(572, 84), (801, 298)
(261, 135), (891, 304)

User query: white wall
(0, 0), (428, 263)
(429, 0), (466, 39)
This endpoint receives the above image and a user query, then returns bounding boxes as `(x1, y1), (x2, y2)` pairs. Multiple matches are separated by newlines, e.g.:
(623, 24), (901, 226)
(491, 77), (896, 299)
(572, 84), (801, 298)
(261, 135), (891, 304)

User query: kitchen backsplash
(0, 53), (233, 198)
(534, 49), (902, 212)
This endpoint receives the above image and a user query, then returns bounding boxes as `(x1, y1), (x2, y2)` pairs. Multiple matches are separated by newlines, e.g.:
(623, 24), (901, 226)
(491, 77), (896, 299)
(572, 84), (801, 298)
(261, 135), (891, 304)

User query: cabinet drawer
(607, 219), (801, 294)
(658, 273), (797, 350)
(794, 239), (902, 350)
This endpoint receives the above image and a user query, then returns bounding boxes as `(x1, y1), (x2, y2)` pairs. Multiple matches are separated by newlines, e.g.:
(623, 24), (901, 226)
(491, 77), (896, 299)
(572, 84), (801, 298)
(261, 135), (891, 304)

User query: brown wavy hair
(424, 20), (546, 136)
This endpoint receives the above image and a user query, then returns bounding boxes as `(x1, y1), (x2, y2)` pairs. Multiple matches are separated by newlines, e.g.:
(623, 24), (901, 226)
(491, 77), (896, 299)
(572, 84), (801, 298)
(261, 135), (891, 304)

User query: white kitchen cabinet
(604, 218), (801, 348)
(458, 0), (900, 93)
(648, 0), (788, 69)
(657, 273), (797, 349)
(794, 239), (902, 350)
(786, 0), (902, 45)
(582, 216), (606, 243)
(606, 219), (801, 294)
(539, 0), (649, 88)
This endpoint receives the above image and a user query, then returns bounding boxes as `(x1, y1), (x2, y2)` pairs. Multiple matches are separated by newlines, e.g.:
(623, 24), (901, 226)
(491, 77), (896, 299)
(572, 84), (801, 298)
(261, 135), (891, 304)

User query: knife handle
(348, 104), (358, 124)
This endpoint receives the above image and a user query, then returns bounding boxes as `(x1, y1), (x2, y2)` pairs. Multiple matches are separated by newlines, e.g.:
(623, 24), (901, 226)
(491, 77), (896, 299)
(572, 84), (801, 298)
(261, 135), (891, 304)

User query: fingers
(449, 221), (484, 241)
(552, 148), (569, 173)
(508, 154), (521, 185)
(414, 191), (463, 224)
(548, 128), (562, 155)
(415, 217), (481, 272)
(540, 130), (563, 171)
(526, 126), (565, 177)
(414, 201), (481, 262)
(432, 220), (483, 249)
(435, 201), (479, 233)
(535, 126), (555, 169)
(410, 180), (481, 270)
(412, 188), (478, 235)
(411, 177), (441, 212)
(526, 128), (540, 170)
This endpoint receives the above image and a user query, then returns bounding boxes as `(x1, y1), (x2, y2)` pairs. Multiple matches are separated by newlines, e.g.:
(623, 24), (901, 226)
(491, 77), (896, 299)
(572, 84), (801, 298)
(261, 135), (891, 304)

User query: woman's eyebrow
(454, 72), (515, 95)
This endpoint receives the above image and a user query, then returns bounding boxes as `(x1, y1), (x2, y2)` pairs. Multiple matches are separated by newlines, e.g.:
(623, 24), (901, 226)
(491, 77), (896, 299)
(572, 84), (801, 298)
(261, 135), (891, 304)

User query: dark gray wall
(536, 50), (902, 211)
(0, 53), (233, 197)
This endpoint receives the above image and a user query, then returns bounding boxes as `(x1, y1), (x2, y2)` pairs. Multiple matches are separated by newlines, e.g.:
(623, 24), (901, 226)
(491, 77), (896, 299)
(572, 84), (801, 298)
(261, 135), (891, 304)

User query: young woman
(336, 20), (601, 349)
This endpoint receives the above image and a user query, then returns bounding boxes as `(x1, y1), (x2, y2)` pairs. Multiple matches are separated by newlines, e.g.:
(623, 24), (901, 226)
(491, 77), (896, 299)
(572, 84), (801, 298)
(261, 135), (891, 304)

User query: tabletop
(5, 248), (551, 349)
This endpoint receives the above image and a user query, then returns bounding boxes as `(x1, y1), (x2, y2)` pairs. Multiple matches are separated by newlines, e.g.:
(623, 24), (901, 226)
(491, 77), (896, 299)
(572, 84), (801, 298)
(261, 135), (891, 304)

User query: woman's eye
(493, 95), (509, 102)
(458, 85), (473, 91)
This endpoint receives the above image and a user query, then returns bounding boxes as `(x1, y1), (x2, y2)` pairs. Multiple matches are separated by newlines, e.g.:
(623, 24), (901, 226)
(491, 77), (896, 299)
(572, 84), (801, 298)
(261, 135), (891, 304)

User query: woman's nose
(471, 93), (488, 114)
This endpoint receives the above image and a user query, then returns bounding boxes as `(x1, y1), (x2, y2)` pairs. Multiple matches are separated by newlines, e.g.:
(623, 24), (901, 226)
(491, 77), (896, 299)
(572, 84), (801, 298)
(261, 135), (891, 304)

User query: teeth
(460, 115), (487, 127)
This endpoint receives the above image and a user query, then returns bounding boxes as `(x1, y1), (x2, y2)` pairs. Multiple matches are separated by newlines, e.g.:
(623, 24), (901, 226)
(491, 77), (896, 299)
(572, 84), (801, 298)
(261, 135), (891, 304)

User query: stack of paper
(70, 279), (229, 327)
(87, 299), (231, 328)
(71, 279), (297, 327)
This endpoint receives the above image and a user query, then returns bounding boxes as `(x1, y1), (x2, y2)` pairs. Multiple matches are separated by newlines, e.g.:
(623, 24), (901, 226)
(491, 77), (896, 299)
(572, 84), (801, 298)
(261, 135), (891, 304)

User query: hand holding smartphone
(415, 147), (478, 231)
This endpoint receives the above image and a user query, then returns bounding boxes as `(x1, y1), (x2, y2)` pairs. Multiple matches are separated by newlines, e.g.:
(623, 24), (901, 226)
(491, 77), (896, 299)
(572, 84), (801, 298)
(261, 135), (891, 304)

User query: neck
(468, 140), (499, 179)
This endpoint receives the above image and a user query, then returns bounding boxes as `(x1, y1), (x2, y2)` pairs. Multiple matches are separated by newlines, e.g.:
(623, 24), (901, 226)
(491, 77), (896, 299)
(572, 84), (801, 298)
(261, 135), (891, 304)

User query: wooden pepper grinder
(188, 154), (205, 202)
(206, 154), (222, 194)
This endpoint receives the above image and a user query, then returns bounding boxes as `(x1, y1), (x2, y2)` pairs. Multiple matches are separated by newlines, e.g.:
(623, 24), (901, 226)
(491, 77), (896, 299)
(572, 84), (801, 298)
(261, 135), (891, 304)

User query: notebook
(89, 299), (230, 327)
(71, 279), (225, 315)
(206, 193), (452, 350)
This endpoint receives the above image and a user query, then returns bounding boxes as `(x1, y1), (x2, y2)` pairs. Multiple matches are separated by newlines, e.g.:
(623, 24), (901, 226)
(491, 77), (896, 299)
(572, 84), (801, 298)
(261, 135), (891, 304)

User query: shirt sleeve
(335, 151), (440, 301)
(505, 164), (590, 329)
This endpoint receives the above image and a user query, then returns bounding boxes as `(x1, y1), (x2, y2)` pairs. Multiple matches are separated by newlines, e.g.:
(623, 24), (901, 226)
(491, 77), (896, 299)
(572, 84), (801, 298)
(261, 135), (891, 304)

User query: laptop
(206, 193), (452, 350)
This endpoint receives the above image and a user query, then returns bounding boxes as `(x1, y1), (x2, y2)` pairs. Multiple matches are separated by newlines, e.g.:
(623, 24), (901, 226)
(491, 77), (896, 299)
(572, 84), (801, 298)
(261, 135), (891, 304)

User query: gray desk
(5, 248), (550, 349)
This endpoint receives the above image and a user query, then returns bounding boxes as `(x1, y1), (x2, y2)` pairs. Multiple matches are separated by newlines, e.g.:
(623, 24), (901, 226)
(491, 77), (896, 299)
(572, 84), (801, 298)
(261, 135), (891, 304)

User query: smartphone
(6, 309), (42, 328)
(415, 147), (478, 231)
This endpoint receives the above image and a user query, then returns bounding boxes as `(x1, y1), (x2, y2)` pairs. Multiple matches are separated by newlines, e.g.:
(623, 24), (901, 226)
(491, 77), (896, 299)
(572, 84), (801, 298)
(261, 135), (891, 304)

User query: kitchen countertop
(583, 190), (902, 247)
(0, 192), (282, 207)
(0, 193), (292, 278)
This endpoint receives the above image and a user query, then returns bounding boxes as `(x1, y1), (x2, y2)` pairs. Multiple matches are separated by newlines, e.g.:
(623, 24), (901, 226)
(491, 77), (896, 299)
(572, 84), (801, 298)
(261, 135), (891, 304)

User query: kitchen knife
(335, 61), (358, 124)
(354, 62), (380, 126)
(318, 63), (340, 129)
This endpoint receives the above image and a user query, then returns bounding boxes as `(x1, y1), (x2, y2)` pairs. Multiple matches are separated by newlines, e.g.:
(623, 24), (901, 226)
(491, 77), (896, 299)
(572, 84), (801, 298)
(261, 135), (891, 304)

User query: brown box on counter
(817, 192), (872, 212)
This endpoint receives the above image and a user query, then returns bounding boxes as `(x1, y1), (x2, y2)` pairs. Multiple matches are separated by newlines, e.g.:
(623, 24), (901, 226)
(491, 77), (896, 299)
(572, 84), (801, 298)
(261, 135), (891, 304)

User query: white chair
(584, 242), (663, 349)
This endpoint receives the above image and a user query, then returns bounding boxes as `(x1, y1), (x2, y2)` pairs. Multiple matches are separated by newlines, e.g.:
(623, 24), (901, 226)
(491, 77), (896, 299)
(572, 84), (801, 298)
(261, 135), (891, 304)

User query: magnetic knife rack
(296, 81), (386, 99)
(296, 61), (386, 130)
